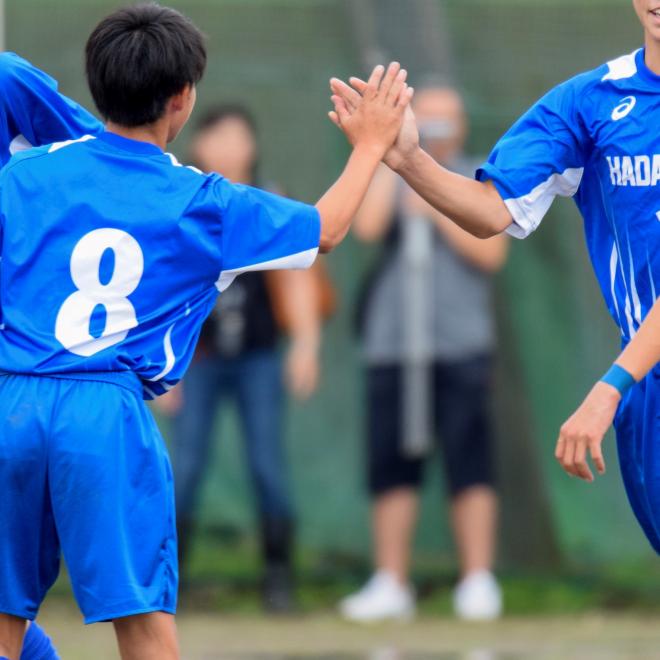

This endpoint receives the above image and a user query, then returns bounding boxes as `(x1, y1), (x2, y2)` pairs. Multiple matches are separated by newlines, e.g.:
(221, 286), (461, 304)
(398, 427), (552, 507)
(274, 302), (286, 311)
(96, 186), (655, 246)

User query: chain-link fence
(5, 0), (654, 569)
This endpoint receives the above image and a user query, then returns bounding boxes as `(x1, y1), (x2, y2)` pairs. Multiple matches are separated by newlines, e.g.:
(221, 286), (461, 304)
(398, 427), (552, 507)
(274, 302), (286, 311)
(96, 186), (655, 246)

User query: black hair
(85, 3), (207, 127)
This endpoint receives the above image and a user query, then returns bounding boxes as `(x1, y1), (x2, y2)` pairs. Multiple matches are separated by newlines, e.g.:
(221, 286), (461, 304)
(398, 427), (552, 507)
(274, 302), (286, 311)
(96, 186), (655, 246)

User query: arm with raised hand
(329, 77), (512, 239)
(316, 62), (413, 253)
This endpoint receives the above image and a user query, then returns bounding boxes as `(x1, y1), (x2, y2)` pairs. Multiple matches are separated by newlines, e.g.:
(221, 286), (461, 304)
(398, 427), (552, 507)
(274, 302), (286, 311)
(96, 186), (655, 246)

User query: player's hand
(555, 381), (621, 482)
(153, 383), (183, 417)
(328, 62), (413, 159)
(286, 341), (320, 401)
(329, 75), (419, 170)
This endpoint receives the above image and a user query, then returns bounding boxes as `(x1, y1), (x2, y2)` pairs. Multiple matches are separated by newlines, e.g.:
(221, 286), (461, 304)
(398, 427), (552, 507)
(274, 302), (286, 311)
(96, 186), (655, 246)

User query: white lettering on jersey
(607, 154), (660, 186)
(620, 156), (635, 186)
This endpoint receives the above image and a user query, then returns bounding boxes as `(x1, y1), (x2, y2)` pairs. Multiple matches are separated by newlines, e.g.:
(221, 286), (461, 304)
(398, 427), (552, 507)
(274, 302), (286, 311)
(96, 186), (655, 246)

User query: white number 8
(55, 228), (144, 357)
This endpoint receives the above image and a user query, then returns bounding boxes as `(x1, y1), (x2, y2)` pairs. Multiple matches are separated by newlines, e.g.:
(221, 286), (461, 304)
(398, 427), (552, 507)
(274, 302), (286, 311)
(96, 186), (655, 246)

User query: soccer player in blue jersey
(0, 49), (103, 660)
(329, 0), (660, 555)
(0, 3), (412, 659)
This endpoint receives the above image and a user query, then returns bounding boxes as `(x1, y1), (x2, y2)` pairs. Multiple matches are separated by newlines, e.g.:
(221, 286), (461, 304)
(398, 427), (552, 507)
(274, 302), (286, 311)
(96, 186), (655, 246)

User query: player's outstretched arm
(556, 298), (660, 483)
(0, 52), (101, 151)
(329, 77), (512, 239)
(316, 62), (413, 253)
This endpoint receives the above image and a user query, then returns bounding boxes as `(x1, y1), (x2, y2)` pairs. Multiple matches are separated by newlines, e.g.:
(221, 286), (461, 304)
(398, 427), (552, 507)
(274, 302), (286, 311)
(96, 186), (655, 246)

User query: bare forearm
(428, 211), (509, 273)
(279, 270), (321, 351)
(352, 164), (398, 242)
(394, 147), (512, 239)
(316, 145), (382, 252)
(616, 298), (660, 380)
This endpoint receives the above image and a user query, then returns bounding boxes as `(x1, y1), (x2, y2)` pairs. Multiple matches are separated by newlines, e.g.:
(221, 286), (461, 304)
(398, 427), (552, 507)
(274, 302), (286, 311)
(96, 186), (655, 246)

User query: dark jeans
(172, 349), (293, 530)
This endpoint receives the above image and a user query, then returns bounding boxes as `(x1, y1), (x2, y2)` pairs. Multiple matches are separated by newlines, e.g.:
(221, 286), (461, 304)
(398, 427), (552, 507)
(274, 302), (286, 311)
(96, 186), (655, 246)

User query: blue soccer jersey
(0, 131), (320, 398)
(478, 47), (660, 343)
(0, 52), (101, 166)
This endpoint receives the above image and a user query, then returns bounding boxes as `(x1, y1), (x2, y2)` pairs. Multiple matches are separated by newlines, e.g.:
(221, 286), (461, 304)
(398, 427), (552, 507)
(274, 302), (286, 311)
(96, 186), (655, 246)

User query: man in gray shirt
(340, 85), (508, 622)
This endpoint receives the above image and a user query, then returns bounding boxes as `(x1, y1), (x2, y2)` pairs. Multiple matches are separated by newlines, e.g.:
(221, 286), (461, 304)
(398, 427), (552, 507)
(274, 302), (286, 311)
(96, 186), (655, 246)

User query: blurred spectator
(158, 105), (324, 613)
(339, 85), (508, 622)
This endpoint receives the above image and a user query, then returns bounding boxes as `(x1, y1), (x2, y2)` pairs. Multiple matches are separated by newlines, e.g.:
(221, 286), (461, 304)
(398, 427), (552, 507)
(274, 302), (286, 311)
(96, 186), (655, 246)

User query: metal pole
(345, 0), (453, 458)
(344, 0), (387, 72)
(0, 0), (6, 52)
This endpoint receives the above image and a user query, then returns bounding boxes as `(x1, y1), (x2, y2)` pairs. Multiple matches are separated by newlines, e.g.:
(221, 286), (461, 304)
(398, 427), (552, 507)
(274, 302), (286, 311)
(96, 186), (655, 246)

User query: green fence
(6, 0), (656, 569)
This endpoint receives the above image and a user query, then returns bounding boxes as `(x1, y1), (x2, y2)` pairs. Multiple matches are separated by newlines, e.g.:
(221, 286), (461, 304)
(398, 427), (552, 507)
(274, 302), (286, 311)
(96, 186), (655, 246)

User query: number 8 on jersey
(55, 228), (144, 357)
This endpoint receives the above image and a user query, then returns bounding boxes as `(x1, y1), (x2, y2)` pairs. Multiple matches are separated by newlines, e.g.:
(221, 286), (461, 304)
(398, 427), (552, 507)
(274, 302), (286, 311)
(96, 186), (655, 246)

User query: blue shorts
(0, 372), (177, 624)
(615, 366), (660, 554)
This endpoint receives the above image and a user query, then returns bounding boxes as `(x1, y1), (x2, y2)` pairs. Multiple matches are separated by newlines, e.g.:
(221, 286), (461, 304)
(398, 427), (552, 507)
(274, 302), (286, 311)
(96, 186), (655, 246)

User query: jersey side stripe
(215, 246), (319, 292)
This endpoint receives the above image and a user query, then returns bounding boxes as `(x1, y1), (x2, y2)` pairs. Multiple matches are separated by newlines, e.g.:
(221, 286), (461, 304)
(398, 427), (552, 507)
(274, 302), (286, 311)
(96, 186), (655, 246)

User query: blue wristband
(600, 364), (636, 396)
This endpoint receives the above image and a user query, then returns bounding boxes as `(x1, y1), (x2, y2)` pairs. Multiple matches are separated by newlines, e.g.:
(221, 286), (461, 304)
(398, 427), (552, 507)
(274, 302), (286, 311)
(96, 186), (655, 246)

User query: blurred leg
(0, 615), (26, 660)
(113, 612), (178, 660)
(434, 356), (498, 577)
(236, 350), (291, 523)
(373, 489), (419, 584)
(171, 359), (220, 569)
(450, 486), (498, 576)
(366, 365), (423, 584)
(235, 350), (295, 611)
(339, 366), (419, 621)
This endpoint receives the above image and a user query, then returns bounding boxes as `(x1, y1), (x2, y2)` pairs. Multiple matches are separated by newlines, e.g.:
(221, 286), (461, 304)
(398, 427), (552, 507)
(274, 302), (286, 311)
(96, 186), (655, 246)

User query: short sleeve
(476, 77), (591, 239)
(213, 177), (321, 291)
(0, 53), (102, 155)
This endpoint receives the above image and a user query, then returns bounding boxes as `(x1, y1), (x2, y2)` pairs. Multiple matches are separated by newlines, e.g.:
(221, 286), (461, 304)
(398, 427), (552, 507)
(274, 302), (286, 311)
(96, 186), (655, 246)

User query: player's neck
(105, 121), (169, 151)
(644, 36), (660, 76)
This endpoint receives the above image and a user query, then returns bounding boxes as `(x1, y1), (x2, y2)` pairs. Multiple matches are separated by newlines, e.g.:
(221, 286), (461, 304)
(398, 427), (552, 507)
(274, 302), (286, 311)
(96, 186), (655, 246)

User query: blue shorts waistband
(0, 370), (144, 398)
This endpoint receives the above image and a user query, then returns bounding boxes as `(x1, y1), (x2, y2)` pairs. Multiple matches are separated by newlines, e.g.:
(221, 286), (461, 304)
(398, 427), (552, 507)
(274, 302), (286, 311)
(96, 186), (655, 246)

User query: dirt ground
(38, 599), (660, 660)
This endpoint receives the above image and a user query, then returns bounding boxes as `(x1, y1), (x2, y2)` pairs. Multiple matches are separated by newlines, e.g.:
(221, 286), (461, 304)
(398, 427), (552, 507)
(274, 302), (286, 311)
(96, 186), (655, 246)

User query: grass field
(39, 598), (660, 660)
(35, 539), (660, 659)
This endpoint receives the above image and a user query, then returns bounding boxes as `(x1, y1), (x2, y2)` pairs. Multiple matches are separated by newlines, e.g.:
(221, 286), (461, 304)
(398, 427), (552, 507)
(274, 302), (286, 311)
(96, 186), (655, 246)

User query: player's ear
(170, 85), (195, 113)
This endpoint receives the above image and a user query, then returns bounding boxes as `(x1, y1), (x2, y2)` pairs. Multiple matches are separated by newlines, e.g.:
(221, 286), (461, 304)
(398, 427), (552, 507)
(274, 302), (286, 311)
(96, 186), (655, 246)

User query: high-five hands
(328, 63), (414, 161)
(329, 69), (419, 170)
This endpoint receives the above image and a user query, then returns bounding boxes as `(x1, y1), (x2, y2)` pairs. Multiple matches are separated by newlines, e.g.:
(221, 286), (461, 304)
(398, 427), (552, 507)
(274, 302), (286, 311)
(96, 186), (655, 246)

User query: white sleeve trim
(215, 246), (319, 292)
(503, 167), (584, 239)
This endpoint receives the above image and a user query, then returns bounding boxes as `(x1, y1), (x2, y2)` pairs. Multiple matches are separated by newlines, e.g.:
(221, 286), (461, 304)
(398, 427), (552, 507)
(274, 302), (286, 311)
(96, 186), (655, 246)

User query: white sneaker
(453, 570), (502, 621)
(339, 571), (416, 623)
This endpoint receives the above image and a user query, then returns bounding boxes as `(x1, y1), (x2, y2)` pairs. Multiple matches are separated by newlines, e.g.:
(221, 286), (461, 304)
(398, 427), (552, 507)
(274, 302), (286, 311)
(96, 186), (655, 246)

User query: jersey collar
(635, 48), (660, 86)
(97, 130), (164, 156)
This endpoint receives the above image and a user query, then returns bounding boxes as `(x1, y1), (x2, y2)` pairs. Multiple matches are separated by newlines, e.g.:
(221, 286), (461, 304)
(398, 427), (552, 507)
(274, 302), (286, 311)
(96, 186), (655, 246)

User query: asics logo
(611, 96), (637, 121)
